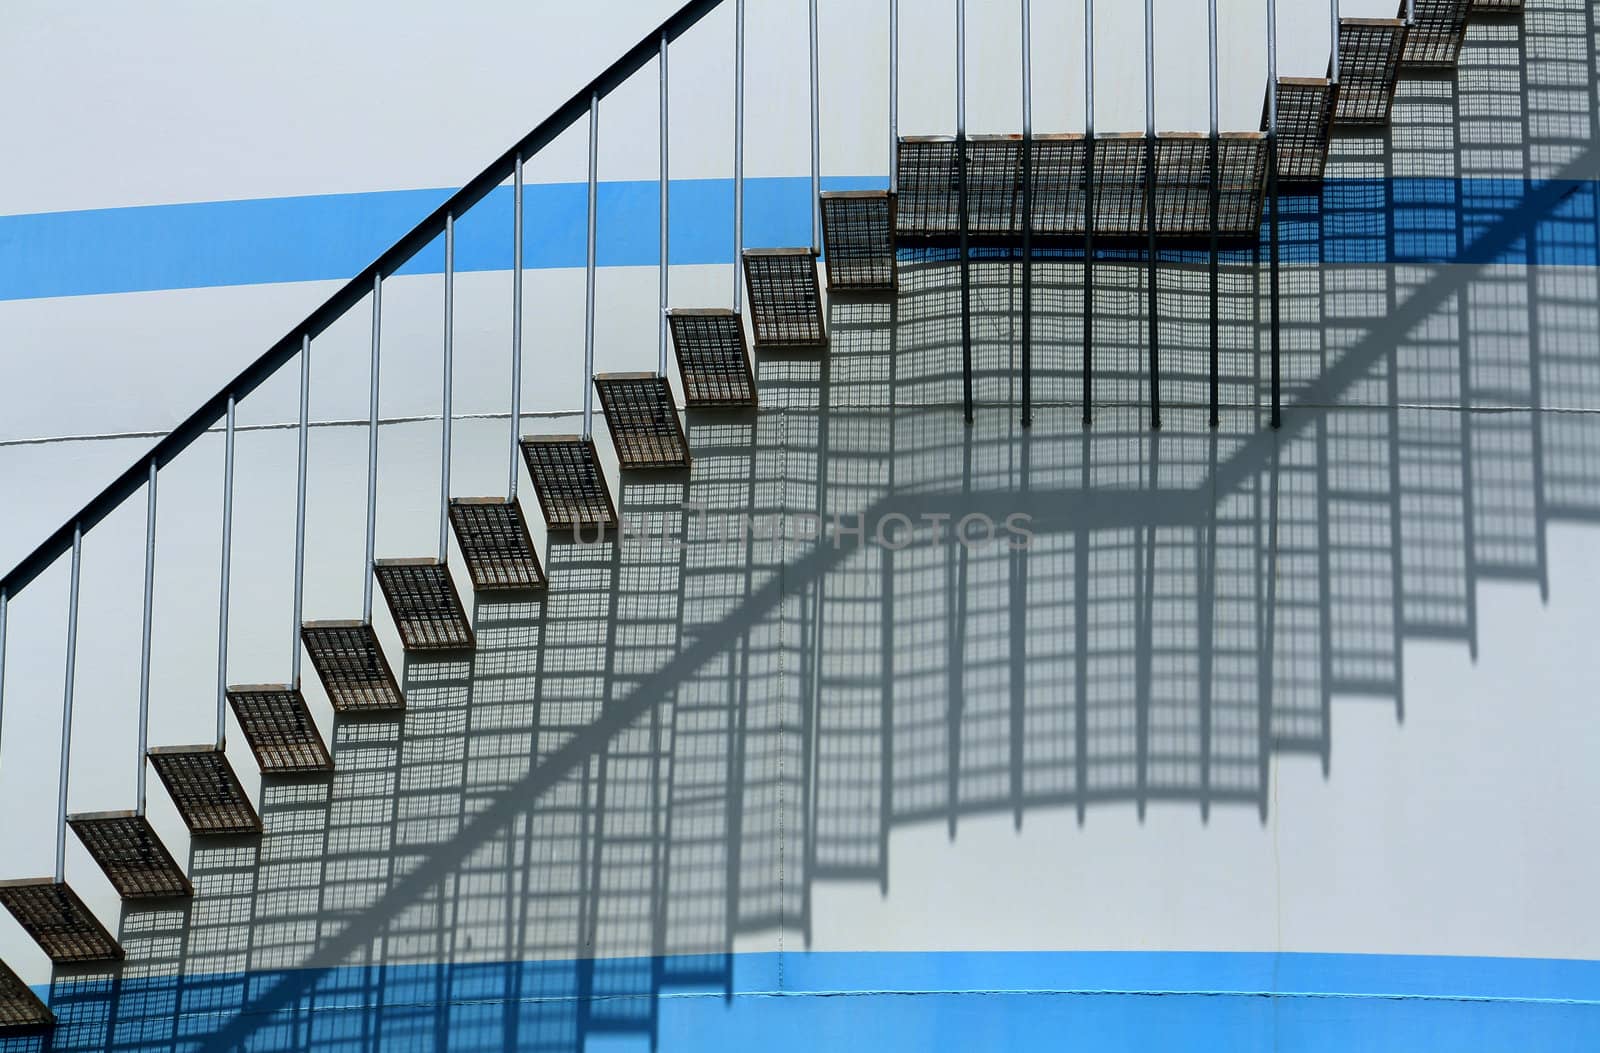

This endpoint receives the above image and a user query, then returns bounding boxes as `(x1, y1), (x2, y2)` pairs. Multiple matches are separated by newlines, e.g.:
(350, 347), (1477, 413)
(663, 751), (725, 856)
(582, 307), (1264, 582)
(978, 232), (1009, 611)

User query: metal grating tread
(373, 560), (475, 652)
(302, 621), (404, 713)
(1401, 0), (1471, 68)
(227, 685), (333, 774)
(68, 812), (192, 899)
(147, 746), (262, 835)
(819, 191), (896, 292)
(448, 498), (547, 591)
(1270, 78), (1339, 184)
(1333, 18), (1409, 125)
(0, 957), (53, 1032)
(0, 880), (123, 964)
(743, 249), (827, 349)
(1468, 0), (1520, 10)
(1152, 134), (1269, 239)
(594, 373), (691, 470)
(668, 310), (756, 407)
(521, 436), (618, 533)
(896, 133), (1264, 243)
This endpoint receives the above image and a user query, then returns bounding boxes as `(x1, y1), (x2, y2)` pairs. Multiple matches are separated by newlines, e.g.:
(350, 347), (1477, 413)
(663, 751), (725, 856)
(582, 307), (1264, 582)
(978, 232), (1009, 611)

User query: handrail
(0, 0), (727, 600)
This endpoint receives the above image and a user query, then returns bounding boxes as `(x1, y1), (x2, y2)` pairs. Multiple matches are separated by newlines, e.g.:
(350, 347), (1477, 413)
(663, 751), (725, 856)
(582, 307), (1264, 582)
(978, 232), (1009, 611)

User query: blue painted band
(2, 177), (1597, 301)
(29, 949), (1600, 1052)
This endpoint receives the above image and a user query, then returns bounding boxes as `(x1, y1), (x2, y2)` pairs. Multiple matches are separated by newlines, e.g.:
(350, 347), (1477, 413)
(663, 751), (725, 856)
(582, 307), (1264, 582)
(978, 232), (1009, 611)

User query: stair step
(67, 811), (192, 899)
(820, 190), (897, 292)
(0, 957), (53, 1032)
(373, 559), (475, 652)
(448, 498), (547, 591)
(227, 685), (333, 774)
(742, 249), (827, 350)
(896, 133), (1269, 243)
(301, 621), (405, 713)
(1270, 78), (1339, 184)
(667, 309), (757, 407)
(594, 373), (692, 470)
(1333, 18), (1409, 126)
(1469, 0), (1521, 10)
(521, 435), (619, 533)
(0, 879), (123, 964)
(147, 746), (262, 836)
(1401, 0), (1471, 69)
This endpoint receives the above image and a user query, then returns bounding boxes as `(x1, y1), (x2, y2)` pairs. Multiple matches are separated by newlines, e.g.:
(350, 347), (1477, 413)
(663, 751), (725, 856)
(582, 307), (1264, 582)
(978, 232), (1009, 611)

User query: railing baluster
(364, 275), (381, 623)
(583, 93), (600, 441)
(1268, 0), (1282, 430)
(660, 34), (671, 378)
(441, 212), (456, 562)
(734, 0), (745, 313)
(1021, 0), (1034, 428)
(56, 523), (83, 883)
(1083, 0), (1096, 427)
(512, 155), (526, 497)
(217, 395), (235, 748)
(889, 0), (899, 194)
(0, 587), (7, 763)
(1024, 0), (1036, 432)
(137, 460), (156, 815)
(1332, 0), (1342, 84)
(292, 335), (311, 685)
(1145, 0), (1161, 431)
(1209, 0), (1222, 429)
(957, 0), (973, 423)
(809, 0), (822, 255)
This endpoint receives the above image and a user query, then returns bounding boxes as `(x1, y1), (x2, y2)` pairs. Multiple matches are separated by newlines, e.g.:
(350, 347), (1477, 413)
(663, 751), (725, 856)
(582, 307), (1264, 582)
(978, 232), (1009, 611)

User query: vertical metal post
(441, 212), (456, 561)
(889, 0), (900, 193)
(364, 274), (381, 623)
(0, 587), (7, 764)
(1332, 0), (1342, 84)
(1083, 0), (1096, 427)
(957, 0), (973, 423)
(291, 334), (310, 685)
(734, 0), (745, 312)
(136, 460), (156, 815)
(659, 35), (671, 378)
(512, 155), (526, 497)
(582, 94), (595, 438)
(1268, 0), (1282, 429)
(1144, 0), (1161, 431)
(216, 395), (235, 748)
(1208, 0), (1221, 428)
(1021, 0), (1034, 428)
(1405, 0), (1414, 23)
(809, 0), (822, 255)
(56, 523), (82, 883)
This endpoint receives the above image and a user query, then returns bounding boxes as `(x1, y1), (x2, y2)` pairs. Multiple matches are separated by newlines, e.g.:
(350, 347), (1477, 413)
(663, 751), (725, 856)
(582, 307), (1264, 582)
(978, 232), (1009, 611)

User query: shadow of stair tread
(1269, 78), (1339, 184)
(742, 248), (827, 350)
(373, 559), (475, 652)
(1402, 0), (1472, 69)
(521, 435), (619, 533)
(301, 621), (404, 713)
(67, 811), (193, 899)
(820, 190), (897, 293)
(0, 957), (54, 1032)
(226, 685), (333, 774)
(1334, 18), (1410, 126)
(0, 880), (123, 964)
(668, 309), (757, 407)
(594, 373), (692, 470)
(448, 498), (547, 592)
(147, 746), (262, 836)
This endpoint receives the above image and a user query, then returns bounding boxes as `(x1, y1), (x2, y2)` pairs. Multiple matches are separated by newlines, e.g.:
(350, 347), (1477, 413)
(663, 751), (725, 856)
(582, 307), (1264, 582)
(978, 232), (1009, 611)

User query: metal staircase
(0, 0), (1556, 1035)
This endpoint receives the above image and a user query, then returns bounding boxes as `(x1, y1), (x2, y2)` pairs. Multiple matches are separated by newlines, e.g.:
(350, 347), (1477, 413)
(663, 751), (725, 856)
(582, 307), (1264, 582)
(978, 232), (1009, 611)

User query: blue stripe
(29, 950), (1600, 1051)
(2, 178), (1597, 301)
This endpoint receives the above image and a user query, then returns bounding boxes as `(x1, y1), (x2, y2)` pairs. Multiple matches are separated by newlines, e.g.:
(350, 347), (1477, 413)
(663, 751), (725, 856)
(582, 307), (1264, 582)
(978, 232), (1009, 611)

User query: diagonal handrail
(0, 0), (727, 600)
